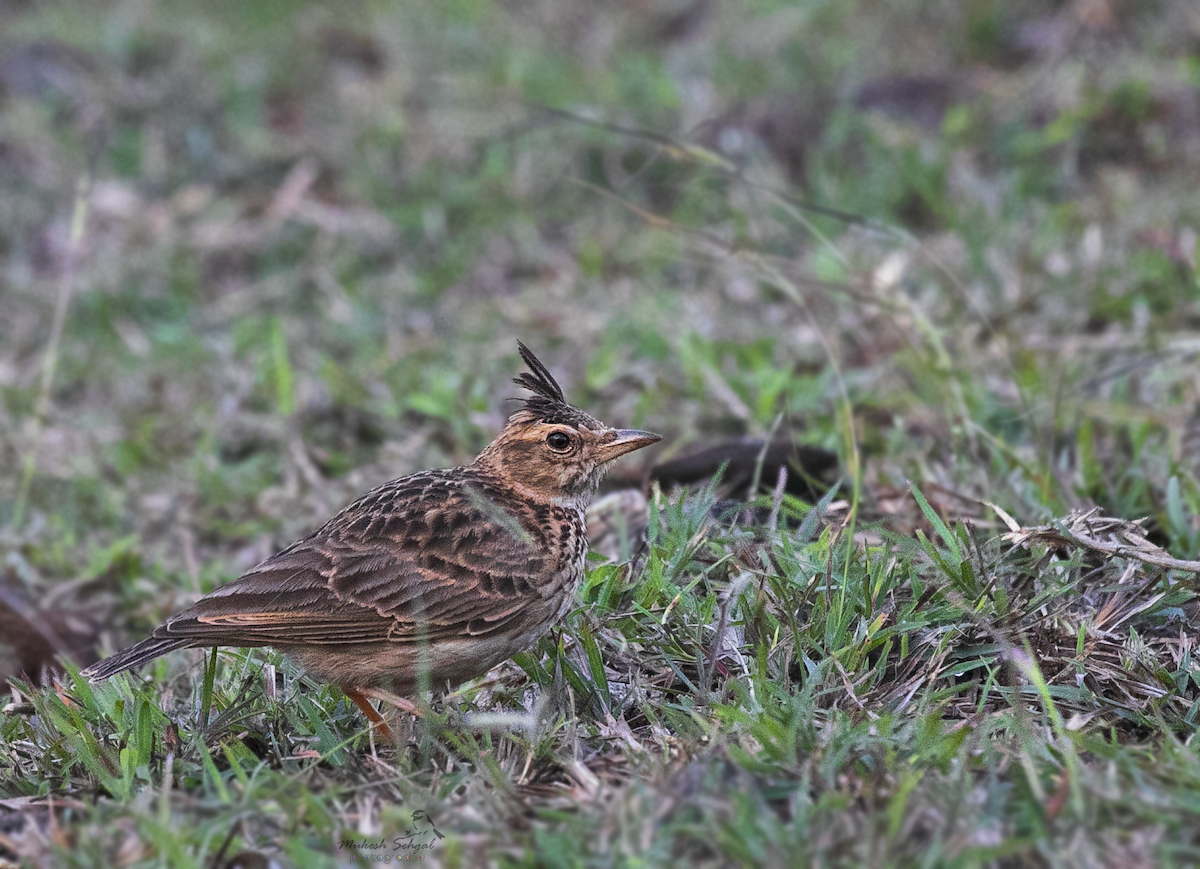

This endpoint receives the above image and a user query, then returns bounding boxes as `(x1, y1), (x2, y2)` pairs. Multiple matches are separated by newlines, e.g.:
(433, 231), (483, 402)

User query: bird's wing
(155, 478), (555, 647)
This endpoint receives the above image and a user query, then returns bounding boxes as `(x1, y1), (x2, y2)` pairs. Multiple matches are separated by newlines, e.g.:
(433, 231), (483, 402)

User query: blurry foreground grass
(2, 0), (1200, 866)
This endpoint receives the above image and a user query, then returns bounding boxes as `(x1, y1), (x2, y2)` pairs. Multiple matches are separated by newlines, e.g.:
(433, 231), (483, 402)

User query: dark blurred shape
(854, 74), (957, 129)
(744, 97), (824, 184)
(0, 570), (101, 688)
(706, 96), (829, 184)
(638, 0), (712, 45)
(650, 439), (839, 502)
(590, 440), (840, 557)
(222, 852), (271, 869)
(320, 27), (387, 78)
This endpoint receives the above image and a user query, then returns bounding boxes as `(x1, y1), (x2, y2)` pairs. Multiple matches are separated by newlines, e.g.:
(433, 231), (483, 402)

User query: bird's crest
(511, 341), (598, 428)
(514, 341), (566, 404)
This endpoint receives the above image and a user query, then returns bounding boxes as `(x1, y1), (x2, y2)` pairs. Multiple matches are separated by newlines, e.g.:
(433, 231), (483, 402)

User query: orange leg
(344, 686), (395, 741)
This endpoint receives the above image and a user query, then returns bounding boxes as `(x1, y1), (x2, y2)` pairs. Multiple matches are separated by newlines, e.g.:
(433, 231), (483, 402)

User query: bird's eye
(545, 431), (572, 451)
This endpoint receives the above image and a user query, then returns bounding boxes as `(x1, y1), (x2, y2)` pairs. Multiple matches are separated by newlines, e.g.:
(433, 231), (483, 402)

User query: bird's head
(473, 342), (661, 508)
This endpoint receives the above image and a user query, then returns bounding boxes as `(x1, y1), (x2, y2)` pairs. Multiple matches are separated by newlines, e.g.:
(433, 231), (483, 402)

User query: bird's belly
(280, 629), (547, 693)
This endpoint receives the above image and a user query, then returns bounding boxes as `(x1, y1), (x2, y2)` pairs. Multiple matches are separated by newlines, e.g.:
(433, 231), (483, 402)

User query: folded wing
(151, 477), (548, 649)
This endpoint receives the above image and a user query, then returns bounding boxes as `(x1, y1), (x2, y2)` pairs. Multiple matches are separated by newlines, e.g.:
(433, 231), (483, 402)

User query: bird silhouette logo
(411, 810), (444, 840)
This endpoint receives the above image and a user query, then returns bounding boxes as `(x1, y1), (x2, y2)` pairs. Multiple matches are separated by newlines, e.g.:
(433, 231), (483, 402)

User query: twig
(1053, 525), (1200, 573)
(1000, 508), (1200, 574)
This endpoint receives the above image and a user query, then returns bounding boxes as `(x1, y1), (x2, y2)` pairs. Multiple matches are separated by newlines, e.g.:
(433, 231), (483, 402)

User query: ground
(1, 1), (1199, 866)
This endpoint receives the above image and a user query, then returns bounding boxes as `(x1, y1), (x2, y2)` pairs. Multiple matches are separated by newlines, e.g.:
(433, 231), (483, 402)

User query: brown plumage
(83, 342), (661, 736)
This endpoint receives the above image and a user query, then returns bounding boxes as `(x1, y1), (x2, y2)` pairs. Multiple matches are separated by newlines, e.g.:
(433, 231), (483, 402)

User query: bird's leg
(344, 687), (395, 741)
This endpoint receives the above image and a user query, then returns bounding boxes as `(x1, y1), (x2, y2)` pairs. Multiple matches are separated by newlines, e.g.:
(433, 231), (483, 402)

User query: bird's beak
(597, 429), (663, 463)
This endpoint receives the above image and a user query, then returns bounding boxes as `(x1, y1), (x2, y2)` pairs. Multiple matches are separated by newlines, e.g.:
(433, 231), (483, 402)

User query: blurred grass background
(2, 0), (1200, 866)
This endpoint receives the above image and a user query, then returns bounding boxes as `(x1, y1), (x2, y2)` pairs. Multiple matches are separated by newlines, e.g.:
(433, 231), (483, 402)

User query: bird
(82, 342), (662, 739)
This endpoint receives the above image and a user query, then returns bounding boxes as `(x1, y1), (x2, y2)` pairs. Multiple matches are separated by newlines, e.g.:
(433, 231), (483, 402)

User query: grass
(1, 0), (1199, 866)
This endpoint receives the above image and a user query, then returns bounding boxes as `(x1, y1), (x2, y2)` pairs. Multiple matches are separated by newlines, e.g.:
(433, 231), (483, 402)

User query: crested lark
(83, 343), (661, 737)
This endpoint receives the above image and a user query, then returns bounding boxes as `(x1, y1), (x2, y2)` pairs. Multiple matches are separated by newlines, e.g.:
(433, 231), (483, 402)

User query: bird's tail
(82, 636), (191, 682)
